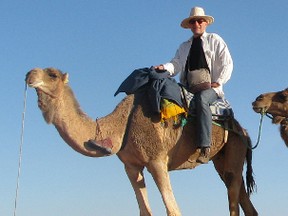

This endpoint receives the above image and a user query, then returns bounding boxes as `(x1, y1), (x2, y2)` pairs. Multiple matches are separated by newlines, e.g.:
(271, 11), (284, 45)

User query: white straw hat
(181, 7), (214, 28)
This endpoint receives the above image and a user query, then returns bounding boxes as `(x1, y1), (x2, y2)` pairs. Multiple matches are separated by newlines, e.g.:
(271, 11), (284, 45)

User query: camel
(25, 67), (258, 216)
(252, 88), (288, 147)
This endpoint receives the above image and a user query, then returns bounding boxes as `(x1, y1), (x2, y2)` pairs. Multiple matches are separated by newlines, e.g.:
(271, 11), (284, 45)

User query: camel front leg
(147, 160), (181, 216)
(125, 165), (153, 216)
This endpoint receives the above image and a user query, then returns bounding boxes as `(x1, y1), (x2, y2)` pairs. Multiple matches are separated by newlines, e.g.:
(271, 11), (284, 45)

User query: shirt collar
(189, 31), (207, 42)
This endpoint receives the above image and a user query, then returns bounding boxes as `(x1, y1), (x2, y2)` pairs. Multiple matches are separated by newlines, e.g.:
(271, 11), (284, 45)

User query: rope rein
(13, 84), (28, 216)
(251, 110), (265, 150)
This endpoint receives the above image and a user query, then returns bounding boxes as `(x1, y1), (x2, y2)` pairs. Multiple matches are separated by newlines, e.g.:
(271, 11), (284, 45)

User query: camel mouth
(27, 81), (44, 88)
(252, 106), (267, 114)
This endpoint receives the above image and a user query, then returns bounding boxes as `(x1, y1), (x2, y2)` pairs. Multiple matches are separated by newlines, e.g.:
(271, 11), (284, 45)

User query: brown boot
(196, 147), (210, 164)
(85, 138), (113, 154)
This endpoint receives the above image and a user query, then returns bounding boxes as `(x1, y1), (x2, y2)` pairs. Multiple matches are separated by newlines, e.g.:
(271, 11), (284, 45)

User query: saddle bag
(186, 68), (211, 94)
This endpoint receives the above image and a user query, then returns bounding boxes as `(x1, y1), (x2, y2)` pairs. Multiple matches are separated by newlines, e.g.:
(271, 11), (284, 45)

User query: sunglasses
(189, 19), (206, 25)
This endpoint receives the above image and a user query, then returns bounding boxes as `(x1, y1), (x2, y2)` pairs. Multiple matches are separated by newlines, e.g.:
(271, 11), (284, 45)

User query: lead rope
(13, 84), (28, 216)
(251, 110), (265, 150)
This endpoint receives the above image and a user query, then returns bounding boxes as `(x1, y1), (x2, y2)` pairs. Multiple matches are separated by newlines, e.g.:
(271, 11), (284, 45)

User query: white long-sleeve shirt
(163, 32), (233, 97)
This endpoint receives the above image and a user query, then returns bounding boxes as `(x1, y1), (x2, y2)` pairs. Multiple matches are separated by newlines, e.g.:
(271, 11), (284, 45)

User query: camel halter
(13, 84), (28, 216)
(264, 112), (288, 130)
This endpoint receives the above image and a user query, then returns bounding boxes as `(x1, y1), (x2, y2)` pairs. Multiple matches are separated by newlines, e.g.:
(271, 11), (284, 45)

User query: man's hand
(154, 65), (165, 71)
(211, 82), (220, 88)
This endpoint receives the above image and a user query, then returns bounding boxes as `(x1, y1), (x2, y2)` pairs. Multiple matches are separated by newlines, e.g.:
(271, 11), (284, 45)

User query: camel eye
(49, 73), (58, 79)
(256, 95), (264, 101)
(278, 93), (288, 102)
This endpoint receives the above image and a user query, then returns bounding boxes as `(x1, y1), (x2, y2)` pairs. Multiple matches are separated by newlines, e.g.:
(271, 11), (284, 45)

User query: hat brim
(181, 15), (214, 28)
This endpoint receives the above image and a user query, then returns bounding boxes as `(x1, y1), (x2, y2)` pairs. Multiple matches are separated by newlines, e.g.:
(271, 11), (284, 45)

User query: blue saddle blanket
(182, 87), (234, 120)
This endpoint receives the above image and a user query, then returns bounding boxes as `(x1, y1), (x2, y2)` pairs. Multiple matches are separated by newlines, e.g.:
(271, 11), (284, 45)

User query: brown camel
(252, 88), (288, 146)
(25, 67), (258, 216)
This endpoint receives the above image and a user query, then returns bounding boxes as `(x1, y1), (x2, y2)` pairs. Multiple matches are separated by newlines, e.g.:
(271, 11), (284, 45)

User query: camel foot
(85, 138), (113, 154)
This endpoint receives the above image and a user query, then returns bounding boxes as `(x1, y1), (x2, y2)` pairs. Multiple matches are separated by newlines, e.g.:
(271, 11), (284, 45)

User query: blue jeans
(194, 88), (218, 148)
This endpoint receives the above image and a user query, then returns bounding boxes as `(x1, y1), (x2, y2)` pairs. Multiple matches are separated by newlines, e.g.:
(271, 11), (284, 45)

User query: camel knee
(125, 166), (145, 183)
(229, 203), (239, 214)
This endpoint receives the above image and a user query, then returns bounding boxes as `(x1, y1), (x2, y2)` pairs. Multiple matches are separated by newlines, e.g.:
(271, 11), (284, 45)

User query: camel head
(252, 88), (288, 124)
(253, 88), (288, 147)
(26, 68), (69, 97)
(25, 68), (74, 123)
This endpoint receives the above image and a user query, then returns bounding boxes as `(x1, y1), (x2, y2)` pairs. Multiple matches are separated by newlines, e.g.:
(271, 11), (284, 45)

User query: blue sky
(1, 1), (287, 215)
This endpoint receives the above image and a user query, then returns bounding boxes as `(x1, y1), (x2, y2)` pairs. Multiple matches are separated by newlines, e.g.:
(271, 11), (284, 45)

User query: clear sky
(1, 1), (287, 216)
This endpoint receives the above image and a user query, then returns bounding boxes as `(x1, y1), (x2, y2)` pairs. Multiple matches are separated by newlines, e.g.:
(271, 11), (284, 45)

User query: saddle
(160, 85), (234, 123)
(181, 86), (234, 120)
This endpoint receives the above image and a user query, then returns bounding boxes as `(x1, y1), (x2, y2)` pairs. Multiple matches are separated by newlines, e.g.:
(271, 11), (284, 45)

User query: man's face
(188, 18), (208, 37)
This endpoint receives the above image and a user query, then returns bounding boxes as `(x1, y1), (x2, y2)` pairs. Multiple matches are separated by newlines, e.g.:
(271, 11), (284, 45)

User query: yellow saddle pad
(161, 99), (186, 122)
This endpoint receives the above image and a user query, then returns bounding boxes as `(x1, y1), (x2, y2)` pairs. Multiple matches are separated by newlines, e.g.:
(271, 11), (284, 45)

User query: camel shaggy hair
(26, 68), (258, 216)
(252, 88), (288, 147)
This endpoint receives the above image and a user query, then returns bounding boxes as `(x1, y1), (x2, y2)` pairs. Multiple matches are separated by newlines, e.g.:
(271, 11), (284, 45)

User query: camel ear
(63, 73), (69, 84)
